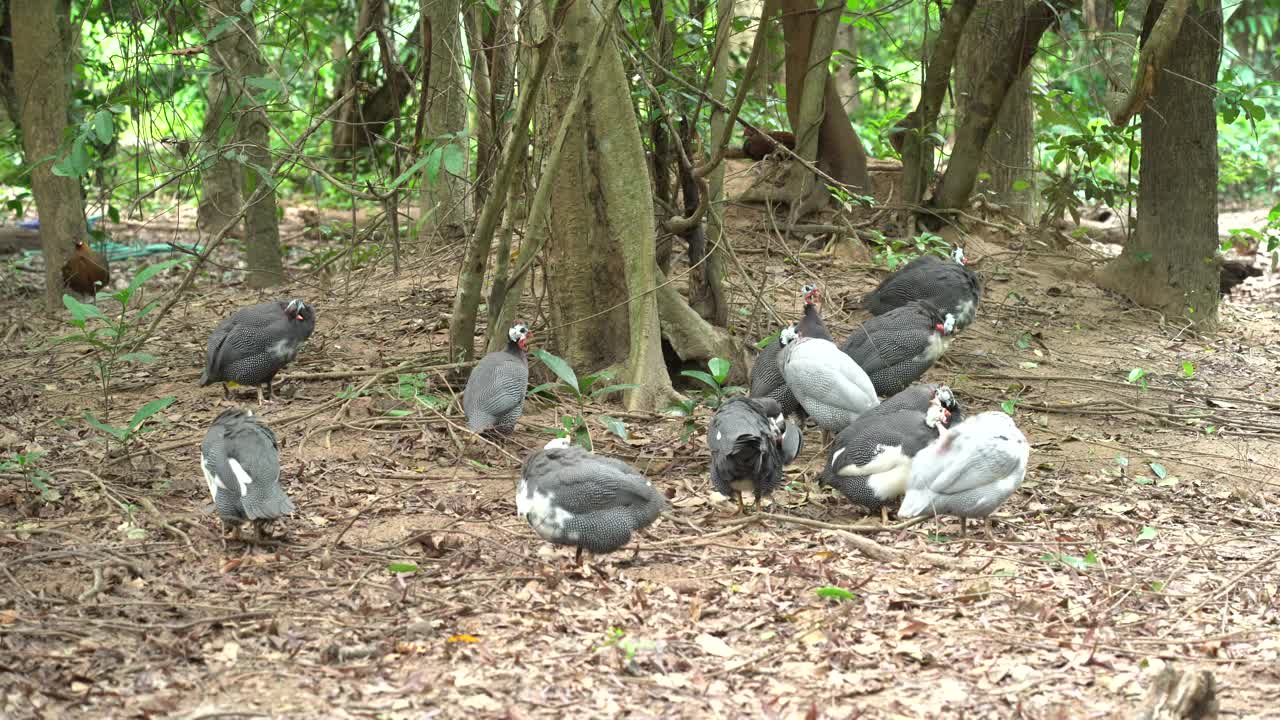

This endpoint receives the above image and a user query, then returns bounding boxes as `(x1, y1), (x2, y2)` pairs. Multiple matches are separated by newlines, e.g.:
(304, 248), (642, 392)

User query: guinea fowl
(517, 437), (669, 564)
(841, 300), (954, 396)
(749, 284), (830, 417)
(871, 383), (964, 425)
(708, 396), (792, 513)
(777, 324), (879, 435)
(463, 321), (531, 435)
(898, 411), (1030, 539)
(742, 127), (796, 161)
(862, 247), (980, 331)
(201, 299), (317, 403)
(200, 408), (295, 543)
(61, 239), (110, 296)
(823, 396), (953, 523)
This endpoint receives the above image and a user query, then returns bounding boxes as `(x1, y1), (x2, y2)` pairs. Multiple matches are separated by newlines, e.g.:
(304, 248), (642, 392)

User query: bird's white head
(779, 324), (799, 346)
(925, 398), (950, 429)
(951, 247), (968, 265)
(510, 321), (532, 351)
(802, 283), (821, 307)
(544, 437), (572, 449)
(941, 313), (956, 335)
(768, 413), (786, 443)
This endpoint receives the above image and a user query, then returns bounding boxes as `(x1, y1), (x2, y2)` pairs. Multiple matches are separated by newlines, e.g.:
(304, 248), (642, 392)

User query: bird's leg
(265, 374), (276, 401)
(736, 492), (746, 515)
(983, 517), (994, 542)
(575, 546), (584, 566)
(255, 385), (266, 405)
(222, 383), (231, 400)
(959, 518), (968, 538)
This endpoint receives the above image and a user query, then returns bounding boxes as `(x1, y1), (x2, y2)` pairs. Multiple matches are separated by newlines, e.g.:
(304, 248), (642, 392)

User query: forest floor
(2, 160), (1279, 719)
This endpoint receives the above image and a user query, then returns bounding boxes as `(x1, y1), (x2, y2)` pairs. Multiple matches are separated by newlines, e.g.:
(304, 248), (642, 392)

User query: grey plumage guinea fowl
(777, 324), (879, 435)
(517, 437), (669, 564)
(871, 383), (964, 425)
(200, 408), (295, 542)
(841, 300), (955, 396)
(862, 247), (980, 331)
(749, 284), (831, 417)
(708, 396), (790, 513)
(823, 396), (953, 523)
(898, 411), (1030, 538)
(200, 299), (317, 403)
(463, 322), (531, 434)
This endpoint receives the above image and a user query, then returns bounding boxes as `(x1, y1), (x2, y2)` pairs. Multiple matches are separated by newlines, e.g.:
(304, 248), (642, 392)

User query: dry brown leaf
(694, 632), (737, 658)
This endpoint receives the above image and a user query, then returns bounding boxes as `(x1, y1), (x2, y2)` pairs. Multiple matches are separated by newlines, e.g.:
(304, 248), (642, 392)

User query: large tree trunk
(779, 0), (870, 195)
(957, 0), (1037, 221)
(419, 0), (470, 248)
(0, 0), (22, 127)
(13, 0), (83, 311)
(833, 20), (860, 114)
(1097, 0), (1222, 328)
(206, 0), (283, 288)
(541, 0), (675, 410)
(197, 56), (243, 237)
(698, 0), (734, 328)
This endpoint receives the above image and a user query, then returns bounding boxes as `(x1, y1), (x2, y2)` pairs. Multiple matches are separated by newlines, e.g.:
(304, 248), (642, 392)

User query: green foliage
(663, 396), (701, 444)
(84, 396), (176, 447)
(529, 349), (638, 451)
(863, 231), (951, 270)
(385, 373), (446, 417)
(814, 586), (856, 602)
(679, 357), (745, 409)
(1, 451), (59, 503)
(1125, 367), (1148, 391)
(1040, 550), (1099, 572)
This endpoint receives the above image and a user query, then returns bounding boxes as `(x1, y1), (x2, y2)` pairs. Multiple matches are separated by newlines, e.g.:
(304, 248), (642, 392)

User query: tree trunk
(929, 0), (1072, 213)
(541, 0), (675, 409)
(957, 0), (1037, 221)
(0, 0), (22, 127)
(651, 0), (675, 274)
(700, 0), (734, 328)
(1097, 0), (1222, 329)
(197, 57), (244, 237)
(419, 0), (469, 248)
(753, 0), (782, 99)
(12, 0), (84, 311)
(467, 7), (496, 210)
(779, 0), (870, 195)
(833, 20), (859, 114)
(205, 0), (283, 288)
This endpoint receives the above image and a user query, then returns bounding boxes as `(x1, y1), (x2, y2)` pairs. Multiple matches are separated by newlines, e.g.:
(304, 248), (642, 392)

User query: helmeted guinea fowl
(517, 437), (669, 564)
(871, 383), (964, 425)
(898, 411), (1030, 538)
(749, 284), (831, 417)
(841, 300), (955, 396)
(777, 324), (879, 435)
(862, 247), (980, 331)
(463, 321), (531, 434)
(201, 299), (317, 403)
(823, 396), (954, 523)
(200, 408), (295, 543)
(708, 396), (793, 513)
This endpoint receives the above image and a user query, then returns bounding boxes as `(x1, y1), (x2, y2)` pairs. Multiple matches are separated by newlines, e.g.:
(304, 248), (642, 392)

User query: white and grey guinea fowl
(841, 300), (955, 397)
(200, 299), (317, 403)
(463, 322), (531, 434)
(823, 398), (953, 522)
(862, 247), (980, 331)
(898, 410), (1030, 538)
(871, 383), (965, 425)
(517, 438), (669, 564)
(200, 408), (295, 542)
(749, 284), (832, 417)
(777, 324), (879, 435)
(708, 397), (795, 513)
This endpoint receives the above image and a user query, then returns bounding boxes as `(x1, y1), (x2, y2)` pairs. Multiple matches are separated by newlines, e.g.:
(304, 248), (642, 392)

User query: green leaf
(1134, 476), (1154, 485)
(573, 423), (592, 450)
(130, 259), (185, 291)
(680, 370), (719, 391)
(388, 152), (434, 190)
(1126, 367), (1147, 384)
(1149, 581), (1165, 592)
(1001, 399), (1016, 415)
(528, 382), (561, 397)
(386, 409), (414, 417)
(441, 144), (465, 176)
(589, 383), (639, 399)
(1149, 462), (1167, 479)
(118, 353), (157, 364)
(815, 586), (855, 601)
(601, 415), (627, 440)
(92, 110), (114, 145)
(1011, 179), (1031, 192)
(63, 294), (105, 323)
(1015, 333), (1032, 350)
(1156, 475), (1179, 488)
(1115, 455), (1129, 467)
(387, 562), (418, 574)
(1181, 360), (1195, 378)
(1137, 526), (1158, 541)
(128, 397), (177, 433)
(755, 329), (781, 350)
(531, 349), (580, 395)
(84, 412), (128, 441)
(708, 357), (732, 385)
(244, 75), (284, 95)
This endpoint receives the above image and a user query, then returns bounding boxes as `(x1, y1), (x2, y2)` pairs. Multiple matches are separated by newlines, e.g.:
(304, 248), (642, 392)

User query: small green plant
(1126, 367), (1148, 391)
(529, 349), (637, 450)
(680, 357), (745, 409)
(1, 451), (58, 502)
(1180, 360), (1196, 378)
(385, 373), (447, 417)
(1040, 550), (1100, 572)
(84, 397), (176, 452)
(814, 586), (856, 602)
(664, 396), (701, 443)
(864, 231), (952, 269)
(598, 627), (652, 662)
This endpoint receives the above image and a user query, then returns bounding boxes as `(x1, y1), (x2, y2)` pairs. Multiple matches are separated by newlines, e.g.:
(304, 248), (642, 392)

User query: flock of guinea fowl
(196, 244), (1029, 562)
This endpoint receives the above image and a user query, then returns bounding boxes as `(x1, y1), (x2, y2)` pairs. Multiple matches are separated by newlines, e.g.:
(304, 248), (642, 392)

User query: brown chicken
(742, 127), (796, 161)
(61, 239), (110, 296)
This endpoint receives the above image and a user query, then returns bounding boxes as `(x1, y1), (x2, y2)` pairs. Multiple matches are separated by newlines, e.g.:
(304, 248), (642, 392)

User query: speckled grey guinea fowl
(708, 396), (792, 513)
(899, 411), (1030, 539)
(841, 300), (954, 397)
(777, 324), (879, 435)
(823, 396), (953, 523)
(749, 284), (831, 417)
(517, 438), (669, 564)
(200, 408), (295, 542)
(862, 247), (980, 331)
(200, 299), (316, 403)
(871, 383), (964, 425)
(463, 322), (531, 434)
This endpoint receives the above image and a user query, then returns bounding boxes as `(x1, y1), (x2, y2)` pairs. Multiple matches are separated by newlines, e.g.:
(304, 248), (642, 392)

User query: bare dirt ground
(2, 161), (1279, 718)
